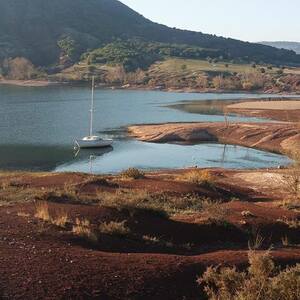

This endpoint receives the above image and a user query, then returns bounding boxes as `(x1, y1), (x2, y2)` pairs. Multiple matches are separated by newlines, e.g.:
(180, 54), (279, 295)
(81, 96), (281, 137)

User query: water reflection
(0, 145), (73, 171)
(74, 146), (114, 174)
(55, 141), (290, 174)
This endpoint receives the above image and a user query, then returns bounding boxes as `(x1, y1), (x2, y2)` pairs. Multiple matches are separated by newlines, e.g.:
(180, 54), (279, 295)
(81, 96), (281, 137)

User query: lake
(0, 85), (292, 172)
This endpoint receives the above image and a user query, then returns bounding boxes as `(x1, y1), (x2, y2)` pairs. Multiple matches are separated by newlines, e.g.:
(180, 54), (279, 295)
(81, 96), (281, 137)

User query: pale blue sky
(120, 0), (300, 42)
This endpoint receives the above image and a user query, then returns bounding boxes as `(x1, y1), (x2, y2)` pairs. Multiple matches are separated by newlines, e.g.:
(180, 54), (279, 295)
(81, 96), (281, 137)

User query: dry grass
(281, 150), (300, 199)
(52, 212), (69, 228)
(198, 250), (300, 300)
(99, 220), (130, 236)
(0, 178), (13, 191)
(180, 169), (215, 188)
(281, 235), (290, 247)
(277, 218), (300, 229)
(200, 199), (228, 222)
(119, 168), (145, 180)
(142, 235), (160, 244)
(72, 218), (98, 242)
(248, 231), (265, 250)
(97, 188), (218, 216)
(280, 198), (300, 212)
(35, 202), (50, 221)
(17, 212), (30, 218)
(35, 201), (69, 228)
(241, 210), (255, 217)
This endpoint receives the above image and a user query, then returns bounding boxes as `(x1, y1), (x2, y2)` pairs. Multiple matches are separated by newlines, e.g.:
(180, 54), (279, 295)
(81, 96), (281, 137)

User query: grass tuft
(99, 220), (130, 236)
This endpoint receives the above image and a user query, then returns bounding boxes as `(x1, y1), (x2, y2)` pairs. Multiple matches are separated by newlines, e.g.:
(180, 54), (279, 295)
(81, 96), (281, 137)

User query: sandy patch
(227, 100), (300, 110)
(233, 172), (286, 191)
(0, 79), (53, 87)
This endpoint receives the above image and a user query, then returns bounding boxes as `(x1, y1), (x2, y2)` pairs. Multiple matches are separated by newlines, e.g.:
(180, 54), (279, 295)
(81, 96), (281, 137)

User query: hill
(260, 41), (300, 54)
(0, 0), (299, 67)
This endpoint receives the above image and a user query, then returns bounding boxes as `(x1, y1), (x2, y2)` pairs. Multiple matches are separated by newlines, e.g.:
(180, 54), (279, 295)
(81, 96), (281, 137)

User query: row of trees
(96, 67), (298, 93)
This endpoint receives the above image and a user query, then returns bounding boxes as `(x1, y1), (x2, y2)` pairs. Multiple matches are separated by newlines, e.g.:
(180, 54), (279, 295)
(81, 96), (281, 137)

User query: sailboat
(75, 76), (113, 149)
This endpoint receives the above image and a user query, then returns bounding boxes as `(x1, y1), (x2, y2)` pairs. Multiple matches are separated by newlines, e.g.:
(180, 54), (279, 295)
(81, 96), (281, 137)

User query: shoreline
(128, 99), (300, 158)
(128, 121), (300, 156)
(1, 78), (300, 96)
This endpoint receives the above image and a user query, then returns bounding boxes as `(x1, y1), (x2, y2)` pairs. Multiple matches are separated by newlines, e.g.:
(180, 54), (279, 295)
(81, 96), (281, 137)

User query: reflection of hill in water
(0, 145), (113, 171)
(0, 145), (73, 171)
(167, 100), (239, 115)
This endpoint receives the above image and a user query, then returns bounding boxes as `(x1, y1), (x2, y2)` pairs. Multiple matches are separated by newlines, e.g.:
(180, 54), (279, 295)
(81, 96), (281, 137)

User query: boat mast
(89, 76), (95, 137)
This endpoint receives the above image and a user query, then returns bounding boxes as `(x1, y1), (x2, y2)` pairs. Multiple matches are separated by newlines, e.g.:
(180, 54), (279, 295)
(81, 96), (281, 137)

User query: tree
(4, 57), (36, 80)
(57, 36), (78, 61)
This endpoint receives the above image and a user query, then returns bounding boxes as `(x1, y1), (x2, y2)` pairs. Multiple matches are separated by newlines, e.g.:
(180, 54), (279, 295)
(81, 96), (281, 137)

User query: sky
(120, 0), (300, 43)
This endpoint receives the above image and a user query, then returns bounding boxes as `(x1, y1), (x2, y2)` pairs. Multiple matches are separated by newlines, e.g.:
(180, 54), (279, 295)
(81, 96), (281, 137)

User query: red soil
(0, 171), (299, 299)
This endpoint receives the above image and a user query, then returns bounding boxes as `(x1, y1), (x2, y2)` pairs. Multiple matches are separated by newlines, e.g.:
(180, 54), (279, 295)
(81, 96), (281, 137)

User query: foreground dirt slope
(0, 170), (299, 299)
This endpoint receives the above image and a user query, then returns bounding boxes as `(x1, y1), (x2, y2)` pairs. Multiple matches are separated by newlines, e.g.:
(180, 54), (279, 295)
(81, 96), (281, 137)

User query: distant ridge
(259, 41), (300, 54)
(0, 0), (299, 66)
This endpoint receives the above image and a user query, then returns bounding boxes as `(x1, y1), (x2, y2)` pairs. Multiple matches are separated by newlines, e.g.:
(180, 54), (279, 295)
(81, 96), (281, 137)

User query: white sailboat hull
(75, 137), (113, 149)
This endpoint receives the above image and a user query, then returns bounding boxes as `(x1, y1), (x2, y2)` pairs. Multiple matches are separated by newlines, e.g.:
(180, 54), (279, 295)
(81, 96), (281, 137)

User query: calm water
(0, 85), (292, 172)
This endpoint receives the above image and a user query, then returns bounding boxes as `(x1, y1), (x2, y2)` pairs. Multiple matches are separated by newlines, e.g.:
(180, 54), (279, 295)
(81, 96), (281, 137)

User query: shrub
(99, 220), (130, 236)
(180, 169), (215, 188)
(198, 250), (300, 300)
(120, 168), (145, 179)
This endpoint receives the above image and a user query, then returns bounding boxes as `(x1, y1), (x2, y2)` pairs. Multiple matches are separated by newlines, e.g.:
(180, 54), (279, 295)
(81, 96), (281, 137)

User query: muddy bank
(169, 98), (300, 122)
(227, 100), (300, 122)
(128, 122), (300, 155)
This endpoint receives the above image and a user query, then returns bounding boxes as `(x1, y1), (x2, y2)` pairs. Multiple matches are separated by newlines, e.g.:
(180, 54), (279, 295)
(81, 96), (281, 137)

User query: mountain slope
(260, 41), (300, 54)
(0, 0), (299, 66)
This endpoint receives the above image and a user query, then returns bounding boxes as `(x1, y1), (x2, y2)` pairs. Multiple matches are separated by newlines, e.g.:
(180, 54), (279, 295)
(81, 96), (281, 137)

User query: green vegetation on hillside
(82, 40), (221, 72)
